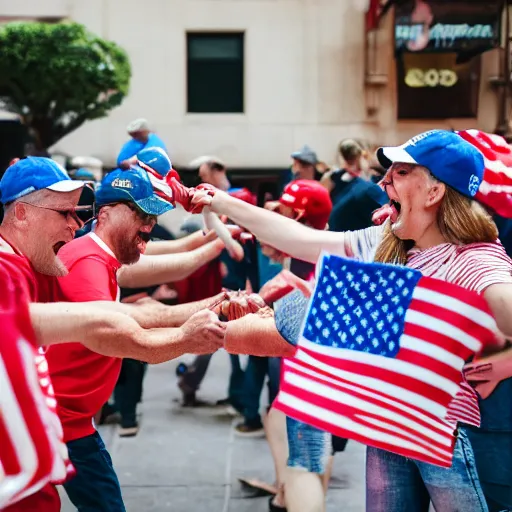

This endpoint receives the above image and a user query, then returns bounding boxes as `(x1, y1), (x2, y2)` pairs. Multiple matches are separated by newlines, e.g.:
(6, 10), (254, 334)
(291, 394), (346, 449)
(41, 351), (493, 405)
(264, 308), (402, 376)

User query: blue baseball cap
(137, 147), (172, 177)
(0, 157), (84, 204)
(376, 130), (485, 198)
(73, 168), (96, 181)
(95, 166), (174, 216)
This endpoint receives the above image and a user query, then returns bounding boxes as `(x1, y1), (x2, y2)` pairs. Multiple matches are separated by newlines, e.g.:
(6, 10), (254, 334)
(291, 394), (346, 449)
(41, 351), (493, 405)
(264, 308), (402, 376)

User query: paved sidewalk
(60, 352), (365, 512)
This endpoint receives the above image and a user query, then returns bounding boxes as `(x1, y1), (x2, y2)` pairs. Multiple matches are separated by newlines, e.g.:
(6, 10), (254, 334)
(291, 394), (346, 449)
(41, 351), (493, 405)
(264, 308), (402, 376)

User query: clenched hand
(211, 291), (266, 321)
(179, 309), (226, 354)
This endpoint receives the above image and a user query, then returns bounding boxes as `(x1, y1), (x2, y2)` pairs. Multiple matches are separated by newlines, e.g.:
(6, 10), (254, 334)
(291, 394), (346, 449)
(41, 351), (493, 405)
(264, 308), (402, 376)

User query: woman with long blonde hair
(183, 130), (512, 511)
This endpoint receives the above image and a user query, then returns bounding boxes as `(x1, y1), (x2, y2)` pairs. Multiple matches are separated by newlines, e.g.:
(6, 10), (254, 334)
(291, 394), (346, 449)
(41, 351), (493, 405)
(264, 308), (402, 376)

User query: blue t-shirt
(257, 245), (283, 289)
(328, 171), (388, 232)
(117, 133), (168, 165)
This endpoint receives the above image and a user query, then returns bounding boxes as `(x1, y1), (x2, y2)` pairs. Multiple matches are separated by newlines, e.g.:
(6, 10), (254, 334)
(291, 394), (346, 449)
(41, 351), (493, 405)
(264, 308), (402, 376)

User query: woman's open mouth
(389, 200), (401, 223)
(371, 200), (402, 226)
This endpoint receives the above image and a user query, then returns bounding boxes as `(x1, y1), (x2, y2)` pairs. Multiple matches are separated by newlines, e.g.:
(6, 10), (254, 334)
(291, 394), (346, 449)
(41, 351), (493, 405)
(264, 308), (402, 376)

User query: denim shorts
(286, 416), (331, 474)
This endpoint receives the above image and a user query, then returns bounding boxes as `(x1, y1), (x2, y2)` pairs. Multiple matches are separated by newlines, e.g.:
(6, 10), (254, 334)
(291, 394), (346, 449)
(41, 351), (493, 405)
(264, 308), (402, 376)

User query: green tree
(0, 21), (131, 154)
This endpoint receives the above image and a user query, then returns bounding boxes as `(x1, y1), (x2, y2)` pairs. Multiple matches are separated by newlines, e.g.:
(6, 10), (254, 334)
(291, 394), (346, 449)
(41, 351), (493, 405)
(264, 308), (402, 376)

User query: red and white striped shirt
(336, 223), (512, 427)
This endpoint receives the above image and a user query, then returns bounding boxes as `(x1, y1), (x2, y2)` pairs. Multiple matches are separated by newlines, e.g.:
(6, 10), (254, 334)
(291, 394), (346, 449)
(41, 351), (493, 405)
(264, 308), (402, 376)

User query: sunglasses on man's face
(19, 202), (94, 228)
(100, 202), (156, 227)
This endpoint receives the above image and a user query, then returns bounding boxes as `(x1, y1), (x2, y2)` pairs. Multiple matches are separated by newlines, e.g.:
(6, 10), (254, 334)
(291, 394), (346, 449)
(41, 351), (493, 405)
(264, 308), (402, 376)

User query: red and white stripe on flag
(0, 272), (72, 508)
(458, 129), (512, 218)
(273, 254), (498, 468)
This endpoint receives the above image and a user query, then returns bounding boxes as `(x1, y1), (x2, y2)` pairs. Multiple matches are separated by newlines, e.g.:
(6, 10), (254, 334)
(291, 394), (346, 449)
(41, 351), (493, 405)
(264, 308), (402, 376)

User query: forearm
(117, 239), (224, 288)
(145, 231), (216, 255)
(30, 302), (188, 364)
(210, 193), (343, 264)
(484, 284), (512, 339)
(84, 293), (226, 328)
(224, 314), (296, 357)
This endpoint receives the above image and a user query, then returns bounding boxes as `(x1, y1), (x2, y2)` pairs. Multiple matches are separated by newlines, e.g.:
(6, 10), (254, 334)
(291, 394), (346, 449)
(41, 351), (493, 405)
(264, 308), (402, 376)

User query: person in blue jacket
(117, 118), (167, 169)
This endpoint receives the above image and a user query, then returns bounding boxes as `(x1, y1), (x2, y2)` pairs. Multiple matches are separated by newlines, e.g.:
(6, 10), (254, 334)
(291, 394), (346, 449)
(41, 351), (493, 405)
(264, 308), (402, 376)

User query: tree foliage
(0, 21), (131, 152)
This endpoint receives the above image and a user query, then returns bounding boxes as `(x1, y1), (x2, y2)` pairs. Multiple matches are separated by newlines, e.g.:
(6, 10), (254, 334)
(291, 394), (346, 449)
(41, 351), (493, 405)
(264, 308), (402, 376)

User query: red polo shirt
(0, 236), (60, 303)
(44, 233), (122, 442)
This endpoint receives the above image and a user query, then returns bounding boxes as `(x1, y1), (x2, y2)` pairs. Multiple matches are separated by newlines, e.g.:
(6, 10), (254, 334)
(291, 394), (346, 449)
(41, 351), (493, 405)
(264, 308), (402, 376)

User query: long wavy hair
(374, 181), (499, 265)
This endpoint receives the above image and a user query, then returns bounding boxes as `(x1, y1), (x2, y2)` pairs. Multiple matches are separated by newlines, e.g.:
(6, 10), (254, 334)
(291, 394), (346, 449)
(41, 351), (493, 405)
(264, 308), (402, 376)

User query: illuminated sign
(394, 0), (502, 53)
(396, 23), (495, 51)
(404, 68), (458, 88)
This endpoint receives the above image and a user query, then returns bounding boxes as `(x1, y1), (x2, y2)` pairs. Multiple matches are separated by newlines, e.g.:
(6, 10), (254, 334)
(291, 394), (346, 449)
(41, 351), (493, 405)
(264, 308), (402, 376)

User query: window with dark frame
(187, 32), (244, 114)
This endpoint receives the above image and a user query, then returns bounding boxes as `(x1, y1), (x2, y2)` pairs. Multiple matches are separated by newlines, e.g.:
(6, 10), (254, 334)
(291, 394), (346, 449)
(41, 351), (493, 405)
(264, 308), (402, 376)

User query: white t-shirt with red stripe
(334, 223), (512, 427)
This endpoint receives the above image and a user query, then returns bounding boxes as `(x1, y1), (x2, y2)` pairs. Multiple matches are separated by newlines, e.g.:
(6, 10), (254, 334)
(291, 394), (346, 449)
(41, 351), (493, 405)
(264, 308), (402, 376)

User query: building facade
(0, 0), (506, 169)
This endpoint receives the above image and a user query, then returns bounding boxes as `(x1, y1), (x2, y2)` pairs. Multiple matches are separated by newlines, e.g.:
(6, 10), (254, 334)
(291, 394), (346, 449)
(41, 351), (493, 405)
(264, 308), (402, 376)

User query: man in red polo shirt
(43, 165), (230, 511)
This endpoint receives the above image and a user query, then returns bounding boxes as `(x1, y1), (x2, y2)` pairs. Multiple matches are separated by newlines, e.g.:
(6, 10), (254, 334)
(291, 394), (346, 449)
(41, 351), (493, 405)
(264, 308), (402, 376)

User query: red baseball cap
(279, 179), (332, 229)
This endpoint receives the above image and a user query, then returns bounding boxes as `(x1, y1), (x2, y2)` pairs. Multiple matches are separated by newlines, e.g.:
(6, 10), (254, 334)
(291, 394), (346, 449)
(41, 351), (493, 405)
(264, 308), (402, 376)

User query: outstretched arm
(145, 230), (217, 255)
(30, 303), (225, 364)
(117, 238), (225, 288)
(197, 191), (345, 264)
(224, 312), (296, 357)
(68, 292), (228, 329)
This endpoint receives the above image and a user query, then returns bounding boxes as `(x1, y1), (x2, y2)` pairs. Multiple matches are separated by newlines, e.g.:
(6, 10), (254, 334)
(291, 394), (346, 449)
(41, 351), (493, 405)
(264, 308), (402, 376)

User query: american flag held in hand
(273, 254), (498, 467)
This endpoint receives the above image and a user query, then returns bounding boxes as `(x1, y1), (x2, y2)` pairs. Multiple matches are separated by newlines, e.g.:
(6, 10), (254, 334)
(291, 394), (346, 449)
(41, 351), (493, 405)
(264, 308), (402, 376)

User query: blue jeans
(286, 416), (331, 474)
(242, 356), (282, 427)
(63, 431), (125, 512)
(228, 354), (246, 411)
(366, 429), (488, 512)
(114, 358), (147, 428)
(465, 427), (512, 512)
(468, 379), (512, 512)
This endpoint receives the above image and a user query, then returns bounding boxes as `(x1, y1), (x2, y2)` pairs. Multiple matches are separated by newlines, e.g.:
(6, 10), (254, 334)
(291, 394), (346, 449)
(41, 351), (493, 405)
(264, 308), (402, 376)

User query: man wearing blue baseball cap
(0, 157), (88, 275)
(43, 164), (238, 512)
(117, 118), (168, 170)
(183, 129), (512, 512)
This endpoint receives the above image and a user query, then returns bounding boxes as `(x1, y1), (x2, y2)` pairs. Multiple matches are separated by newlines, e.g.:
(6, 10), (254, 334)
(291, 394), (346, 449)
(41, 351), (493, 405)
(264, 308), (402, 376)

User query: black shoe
(181, 392), (211, 407)
(98, 403), (121, 425)
(216, 397), (231, 406)
(119, 424), (140, 437)
(234, 421), (265, 437)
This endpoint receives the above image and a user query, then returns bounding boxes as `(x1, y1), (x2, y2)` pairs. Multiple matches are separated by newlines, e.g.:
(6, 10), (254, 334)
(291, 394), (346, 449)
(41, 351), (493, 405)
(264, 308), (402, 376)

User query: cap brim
(135, 195), (174, 216)
(376, 146), (418, 169)
(46, 180), (84, 193)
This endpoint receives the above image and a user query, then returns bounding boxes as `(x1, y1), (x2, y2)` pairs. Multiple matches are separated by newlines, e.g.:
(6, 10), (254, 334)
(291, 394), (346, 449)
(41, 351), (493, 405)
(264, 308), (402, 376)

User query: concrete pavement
(59, 352), (365, 512)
